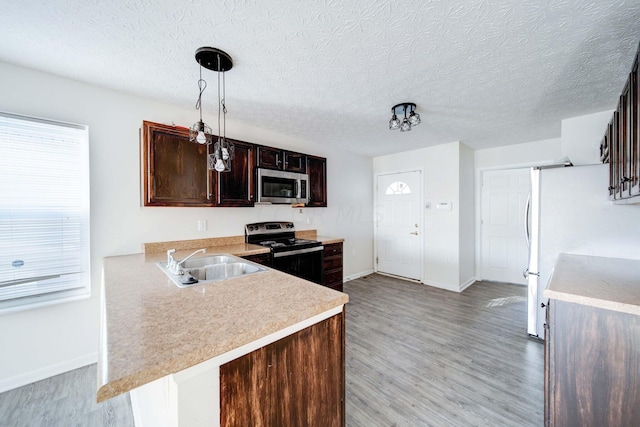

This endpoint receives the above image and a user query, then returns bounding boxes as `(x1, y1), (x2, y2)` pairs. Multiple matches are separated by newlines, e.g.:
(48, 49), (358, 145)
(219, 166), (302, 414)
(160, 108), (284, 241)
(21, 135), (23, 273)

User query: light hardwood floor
(0, 274), (542, 426)
(345, 274), (543, 426)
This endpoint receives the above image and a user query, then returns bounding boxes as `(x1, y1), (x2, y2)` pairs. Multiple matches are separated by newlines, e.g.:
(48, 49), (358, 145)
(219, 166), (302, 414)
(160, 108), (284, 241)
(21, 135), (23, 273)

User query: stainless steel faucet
(173, 248), (207, 275)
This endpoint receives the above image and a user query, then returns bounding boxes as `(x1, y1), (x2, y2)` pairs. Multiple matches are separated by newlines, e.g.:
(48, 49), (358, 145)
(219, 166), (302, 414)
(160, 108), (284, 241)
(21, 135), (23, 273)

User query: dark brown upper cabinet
(142, 121), (255, 207)
(212, 138), (255, 207)
(604, 40), (640, 201)
(306, 155), (327, 207)
(257, 146), (307, 173)
(142, 121), (211, 206)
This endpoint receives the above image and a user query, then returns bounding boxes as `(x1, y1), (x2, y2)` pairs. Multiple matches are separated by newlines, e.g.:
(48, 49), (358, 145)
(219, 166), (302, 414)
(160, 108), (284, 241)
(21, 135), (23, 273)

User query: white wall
(0, 61), (373, 391)
(373, 141), (475, 292)
(459, 143), (475, 287)
(561, 110), (614, 165)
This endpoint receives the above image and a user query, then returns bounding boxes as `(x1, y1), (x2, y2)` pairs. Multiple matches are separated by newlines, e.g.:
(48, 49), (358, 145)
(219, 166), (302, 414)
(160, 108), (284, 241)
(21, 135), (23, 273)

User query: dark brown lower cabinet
(240, 252), (270, 266)
(323, 242), (343, 292)
(220, 311), (345, 427)
(545, 299), (640, 426)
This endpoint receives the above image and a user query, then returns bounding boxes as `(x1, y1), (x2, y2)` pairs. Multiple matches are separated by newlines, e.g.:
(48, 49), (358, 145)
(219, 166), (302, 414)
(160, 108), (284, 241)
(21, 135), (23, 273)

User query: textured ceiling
(1, 0), (640, 157)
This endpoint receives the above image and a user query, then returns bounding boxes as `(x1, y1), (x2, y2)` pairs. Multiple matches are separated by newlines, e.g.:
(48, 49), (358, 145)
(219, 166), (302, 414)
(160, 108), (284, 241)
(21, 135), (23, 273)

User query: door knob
(410, 231), (419, 235)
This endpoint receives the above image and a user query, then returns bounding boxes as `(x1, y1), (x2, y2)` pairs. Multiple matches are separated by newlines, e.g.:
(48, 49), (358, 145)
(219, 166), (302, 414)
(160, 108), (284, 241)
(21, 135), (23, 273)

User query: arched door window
(385, 181), (411, 195)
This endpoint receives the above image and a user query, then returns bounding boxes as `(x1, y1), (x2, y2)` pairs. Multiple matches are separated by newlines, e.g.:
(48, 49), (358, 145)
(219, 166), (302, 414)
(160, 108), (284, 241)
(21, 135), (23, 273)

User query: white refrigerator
(525, 163), (640, 339)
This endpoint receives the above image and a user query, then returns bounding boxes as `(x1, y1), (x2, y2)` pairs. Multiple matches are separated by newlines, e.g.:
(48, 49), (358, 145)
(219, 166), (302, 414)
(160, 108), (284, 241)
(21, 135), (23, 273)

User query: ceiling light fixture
(193, 47), (234, 172)
(389, 103), (421, 132)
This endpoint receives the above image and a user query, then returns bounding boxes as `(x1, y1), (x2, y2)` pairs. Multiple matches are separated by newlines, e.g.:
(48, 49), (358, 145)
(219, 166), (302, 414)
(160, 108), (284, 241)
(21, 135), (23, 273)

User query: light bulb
(196, 131), (207, 144)
(214, 159), (226, 172)
(222, 147), (229, 160)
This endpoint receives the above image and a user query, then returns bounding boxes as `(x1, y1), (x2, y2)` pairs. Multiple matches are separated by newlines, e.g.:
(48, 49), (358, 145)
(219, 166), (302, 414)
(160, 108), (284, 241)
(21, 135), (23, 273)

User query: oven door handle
(272, 246), (324, 258)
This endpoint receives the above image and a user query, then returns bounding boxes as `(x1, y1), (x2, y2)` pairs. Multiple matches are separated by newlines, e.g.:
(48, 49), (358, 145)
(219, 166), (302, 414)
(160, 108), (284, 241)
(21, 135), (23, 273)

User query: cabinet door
(256, 146), (282, 170)
(612, 111), (620, 199)
(142, 121), (211, 206)
(284, 151), (307, 173)
(548, 300), (640, 426)
(608, 121), (616, 199)
(220, 312), (345, 427)
(323, 242), (343, 292)
(621, 82), (631, 196)
(307, 155), (328, 207)
(213, 139), (255, 207)
(632, 59), (639, 196)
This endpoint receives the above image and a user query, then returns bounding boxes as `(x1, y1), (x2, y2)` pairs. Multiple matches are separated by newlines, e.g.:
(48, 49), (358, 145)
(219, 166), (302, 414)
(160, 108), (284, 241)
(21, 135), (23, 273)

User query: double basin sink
(157, 254), (267, 288)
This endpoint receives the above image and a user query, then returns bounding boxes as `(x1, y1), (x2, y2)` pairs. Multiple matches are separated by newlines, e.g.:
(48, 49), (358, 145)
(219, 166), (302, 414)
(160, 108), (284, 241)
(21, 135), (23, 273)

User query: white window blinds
(0, 112), (90, 312)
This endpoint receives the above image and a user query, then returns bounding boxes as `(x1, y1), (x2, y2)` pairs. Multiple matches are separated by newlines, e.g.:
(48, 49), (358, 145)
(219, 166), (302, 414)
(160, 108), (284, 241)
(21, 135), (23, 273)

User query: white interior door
(375, 171), (422, 281)
(481, 168), (529, 284)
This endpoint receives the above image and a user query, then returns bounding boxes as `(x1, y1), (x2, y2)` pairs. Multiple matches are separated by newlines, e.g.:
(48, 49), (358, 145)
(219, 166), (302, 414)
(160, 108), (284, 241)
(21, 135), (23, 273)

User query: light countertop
(544, 253), (640, 315)
(97, 248), (348, 402)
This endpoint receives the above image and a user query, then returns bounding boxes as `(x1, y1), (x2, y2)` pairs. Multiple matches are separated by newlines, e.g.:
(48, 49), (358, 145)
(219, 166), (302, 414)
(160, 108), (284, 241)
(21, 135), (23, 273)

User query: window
(0, 112), (90, 313)
(385, 181), (411, 195)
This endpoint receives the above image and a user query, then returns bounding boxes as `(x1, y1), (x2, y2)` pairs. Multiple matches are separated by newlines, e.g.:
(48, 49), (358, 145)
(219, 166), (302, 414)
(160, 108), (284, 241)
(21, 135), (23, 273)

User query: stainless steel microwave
(257, 168), (309, 204)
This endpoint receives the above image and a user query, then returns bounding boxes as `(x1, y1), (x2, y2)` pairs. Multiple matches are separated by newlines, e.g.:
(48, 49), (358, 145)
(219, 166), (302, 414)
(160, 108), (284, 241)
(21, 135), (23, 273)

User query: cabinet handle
(621, 177), (631, 183)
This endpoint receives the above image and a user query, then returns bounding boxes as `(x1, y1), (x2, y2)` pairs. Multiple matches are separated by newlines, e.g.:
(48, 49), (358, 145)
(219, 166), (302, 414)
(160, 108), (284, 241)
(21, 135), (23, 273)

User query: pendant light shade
(389, 103), (420, 132)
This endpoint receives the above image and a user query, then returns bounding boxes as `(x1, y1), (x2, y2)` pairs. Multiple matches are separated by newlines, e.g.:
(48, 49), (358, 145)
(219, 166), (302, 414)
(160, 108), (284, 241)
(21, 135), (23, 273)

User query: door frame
(373, 168), (424, 283)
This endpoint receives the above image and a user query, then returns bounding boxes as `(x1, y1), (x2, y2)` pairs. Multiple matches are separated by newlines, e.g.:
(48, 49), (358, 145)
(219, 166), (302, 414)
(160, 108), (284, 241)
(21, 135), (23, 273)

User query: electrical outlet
(197, 220), (207, 231)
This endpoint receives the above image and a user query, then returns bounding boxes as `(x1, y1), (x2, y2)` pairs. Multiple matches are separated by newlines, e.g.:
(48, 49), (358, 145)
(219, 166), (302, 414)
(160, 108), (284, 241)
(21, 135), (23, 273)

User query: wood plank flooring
(345, 274), (543, 426)
(0, 364), (133, 427)
(0, 273), (542, 426)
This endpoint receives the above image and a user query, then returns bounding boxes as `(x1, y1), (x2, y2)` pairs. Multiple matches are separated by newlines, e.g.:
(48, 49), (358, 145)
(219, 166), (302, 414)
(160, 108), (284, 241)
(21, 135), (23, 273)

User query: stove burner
(260, 240), (276, 246)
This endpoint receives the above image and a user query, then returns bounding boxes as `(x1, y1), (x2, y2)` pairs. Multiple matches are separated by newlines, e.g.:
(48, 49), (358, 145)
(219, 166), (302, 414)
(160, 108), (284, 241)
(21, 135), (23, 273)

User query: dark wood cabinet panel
(142, 121), (211, 206)
(240, 253), (270, 266)
(606, 40), (640, 201)
(323, 242), (343, 292)
(307, 155), (328, 207)
(212, 138), (255, 207)
(142, 121), (255, 207)
(284, 151), (307, 173)
(220, 312), (345, 427)
(257, 146), (307, 173)
(256, 146), (282, 170)
(546, 299), (640, 426)
(631, 58), (639, 195)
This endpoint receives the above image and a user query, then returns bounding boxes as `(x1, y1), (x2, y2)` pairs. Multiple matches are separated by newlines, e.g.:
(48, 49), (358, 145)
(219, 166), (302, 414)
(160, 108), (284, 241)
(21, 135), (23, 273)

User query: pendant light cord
(195, 61), (207, 123)
(217, 54), (221, 141)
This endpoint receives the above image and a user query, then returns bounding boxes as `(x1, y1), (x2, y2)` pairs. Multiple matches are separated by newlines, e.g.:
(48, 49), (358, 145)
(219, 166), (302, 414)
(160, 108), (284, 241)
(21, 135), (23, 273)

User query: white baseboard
(343, 269), (374, 283)
(420, 279), (459, 292)
(459, 277), (477, 292)
(0, 352), (98, 393)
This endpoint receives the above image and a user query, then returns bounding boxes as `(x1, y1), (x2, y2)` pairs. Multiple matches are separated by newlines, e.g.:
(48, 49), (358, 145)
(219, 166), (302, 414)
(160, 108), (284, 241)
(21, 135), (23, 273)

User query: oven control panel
(245, 221), (295, 235)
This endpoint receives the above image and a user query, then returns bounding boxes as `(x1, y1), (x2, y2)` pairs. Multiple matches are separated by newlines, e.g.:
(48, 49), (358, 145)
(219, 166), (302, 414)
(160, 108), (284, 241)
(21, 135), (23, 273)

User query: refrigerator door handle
(524, 192), (531, 247)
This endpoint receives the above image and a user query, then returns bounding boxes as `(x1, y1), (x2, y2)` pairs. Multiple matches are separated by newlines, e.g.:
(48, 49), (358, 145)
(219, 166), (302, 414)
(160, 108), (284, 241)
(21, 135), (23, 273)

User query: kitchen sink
(157, 253), (267, 288)
(180, 255), (237, 269)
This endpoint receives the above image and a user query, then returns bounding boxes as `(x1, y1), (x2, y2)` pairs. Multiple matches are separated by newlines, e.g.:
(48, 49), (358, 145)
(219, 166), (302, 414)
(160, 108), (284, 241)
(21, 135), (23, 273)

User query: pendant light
(389, 103), (420, 132)
(194, 47), (234, 173)
(189, 59), (213, 144)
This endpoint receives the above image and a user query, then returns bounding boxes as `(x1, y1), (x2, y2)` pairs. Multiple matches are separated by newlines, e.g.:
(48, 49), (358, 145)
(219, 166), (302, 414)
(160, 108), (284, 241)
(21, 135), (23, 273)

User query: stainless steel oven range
(245, 221), (323, 284)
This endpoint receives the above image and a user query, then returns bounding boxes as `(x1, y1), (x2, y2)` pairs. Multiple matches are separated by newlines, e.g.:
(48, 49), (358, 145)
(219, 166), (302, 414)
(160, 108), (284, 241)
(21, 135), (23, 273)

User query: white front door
(480, 168), (530, 284)
(375, 171), (422, 281)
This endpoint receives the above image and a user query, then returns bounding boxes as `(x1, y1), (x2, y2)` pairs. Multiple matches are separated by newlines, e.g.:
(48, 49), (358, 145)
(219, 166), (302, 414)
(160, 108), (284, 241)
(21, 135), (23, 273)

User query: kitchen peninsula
(97, 238), (348, 427)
